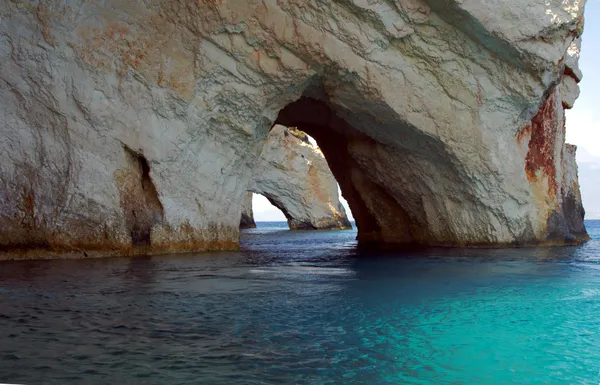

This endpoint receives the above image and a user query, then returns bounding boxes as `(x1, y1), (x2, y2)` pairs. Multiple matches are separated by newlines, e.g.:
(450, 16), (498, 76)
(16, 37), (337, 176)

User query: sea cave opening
(246, 89), (495, 248)
(272, 97), (395, 245)
(244, 192), (290, 229)
(272, 95), (446, 247)
(240, 125), (354, 232)
(244, 187), (355, 231)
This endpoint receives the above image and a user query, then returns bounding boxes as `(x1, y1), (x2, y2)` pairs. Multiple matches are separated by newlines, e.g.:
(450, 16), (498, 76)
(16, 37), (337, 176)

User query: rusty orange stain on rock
(307, 165), (327, 203)
(520, 90), (560, 198)
(515, 123), (531, 144)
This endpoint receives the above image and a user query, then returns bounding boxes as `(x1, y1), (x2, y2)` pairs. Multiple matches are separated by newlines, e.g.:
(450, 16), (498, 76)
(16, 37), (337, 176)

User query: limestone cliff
(0, 0), (589, 259)
(239, 192), (256, 229)
(245, 126), (351, 230)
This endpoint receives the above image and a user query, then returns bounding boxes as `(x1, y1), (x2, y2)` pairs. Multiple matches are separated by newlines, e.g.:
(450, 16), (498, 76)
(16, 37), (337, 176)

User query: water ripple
(0, 221), (599, 384)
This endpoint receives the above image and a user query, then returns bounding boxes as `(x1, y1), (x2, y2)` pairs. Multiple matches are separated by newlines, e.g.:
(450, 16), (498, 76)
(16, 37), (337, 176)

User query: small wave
(562, 288), (600, 301)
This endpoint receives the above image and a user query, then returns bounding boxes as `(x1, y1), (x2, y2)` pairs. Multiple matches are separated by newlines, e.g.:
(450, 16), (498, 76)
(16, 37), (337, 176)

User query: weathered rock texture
(0, 0), (589, 258)
(239, 192), (256, 229)
(245, 126), (352, 230)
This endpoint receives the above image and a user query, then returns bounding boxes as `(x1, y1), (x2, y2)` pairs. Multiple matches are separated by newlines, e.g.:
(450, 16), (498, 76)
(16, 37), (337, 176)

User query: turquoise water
(0, 221), (599, 384)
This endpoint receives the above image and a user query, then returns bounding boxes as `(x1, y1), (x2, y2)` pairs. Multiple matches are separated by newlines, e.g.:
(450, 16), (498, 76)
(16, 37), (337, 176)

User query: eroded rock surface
(239, 192), (256, 229)
(0, 0), (589, 258)
(246, 126), (351, 230)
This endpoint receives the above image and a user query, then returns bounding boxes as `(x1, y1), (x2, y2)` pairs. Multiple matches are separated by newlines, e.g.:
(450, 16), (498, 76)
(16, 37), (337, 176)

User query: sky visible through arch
(254, 4), (600, 221)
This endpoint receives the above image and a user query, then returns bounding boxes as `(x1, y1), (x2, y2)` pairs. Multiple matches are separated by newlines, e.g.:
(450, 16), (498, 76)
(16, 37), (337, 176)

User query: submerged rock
(0, 0), (589, 258)
(245, 126), (351, 230)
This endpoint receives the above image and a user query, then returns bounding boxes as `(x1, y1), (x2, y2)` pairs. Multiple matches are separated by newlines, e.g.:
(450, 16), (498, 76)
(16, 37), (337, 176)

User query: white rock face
(0, 0), (589, 258)
(246, 126), (351, 230)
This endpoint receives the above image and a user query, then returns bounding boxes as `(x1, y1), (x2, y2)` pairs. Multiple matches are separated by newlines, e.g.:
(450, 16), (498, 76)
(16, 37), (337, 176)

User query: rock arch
(0, 0), (590, 258)
(241, 126), (351, 230)
(274, 87), (587, 247)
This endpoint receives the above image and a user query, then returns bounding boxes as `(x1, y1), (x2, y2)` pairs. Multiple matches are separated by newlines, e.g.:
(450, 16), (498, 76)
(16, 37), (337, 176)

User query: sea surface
(1, 221), (600, 384)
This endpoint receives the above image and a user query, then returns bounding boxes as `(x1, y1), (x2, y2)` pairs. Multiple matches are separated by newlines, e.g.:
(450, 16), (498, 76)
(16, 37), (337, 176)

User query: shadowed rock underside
(239, 192), (257, 229)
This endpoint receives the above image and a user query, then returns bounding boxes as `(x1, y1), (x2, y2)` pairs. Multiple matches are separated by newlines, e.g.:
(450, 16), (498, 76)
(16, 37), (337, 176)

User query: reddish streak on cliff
(519, 91), (559, 197)
(516, 123), (531, 143)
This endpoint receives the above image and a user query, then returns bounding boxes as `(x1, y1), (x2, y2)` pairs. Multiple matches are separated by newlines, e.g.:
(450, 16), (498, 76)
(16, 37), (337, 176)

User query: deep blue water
(1, 221), (600, 384)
